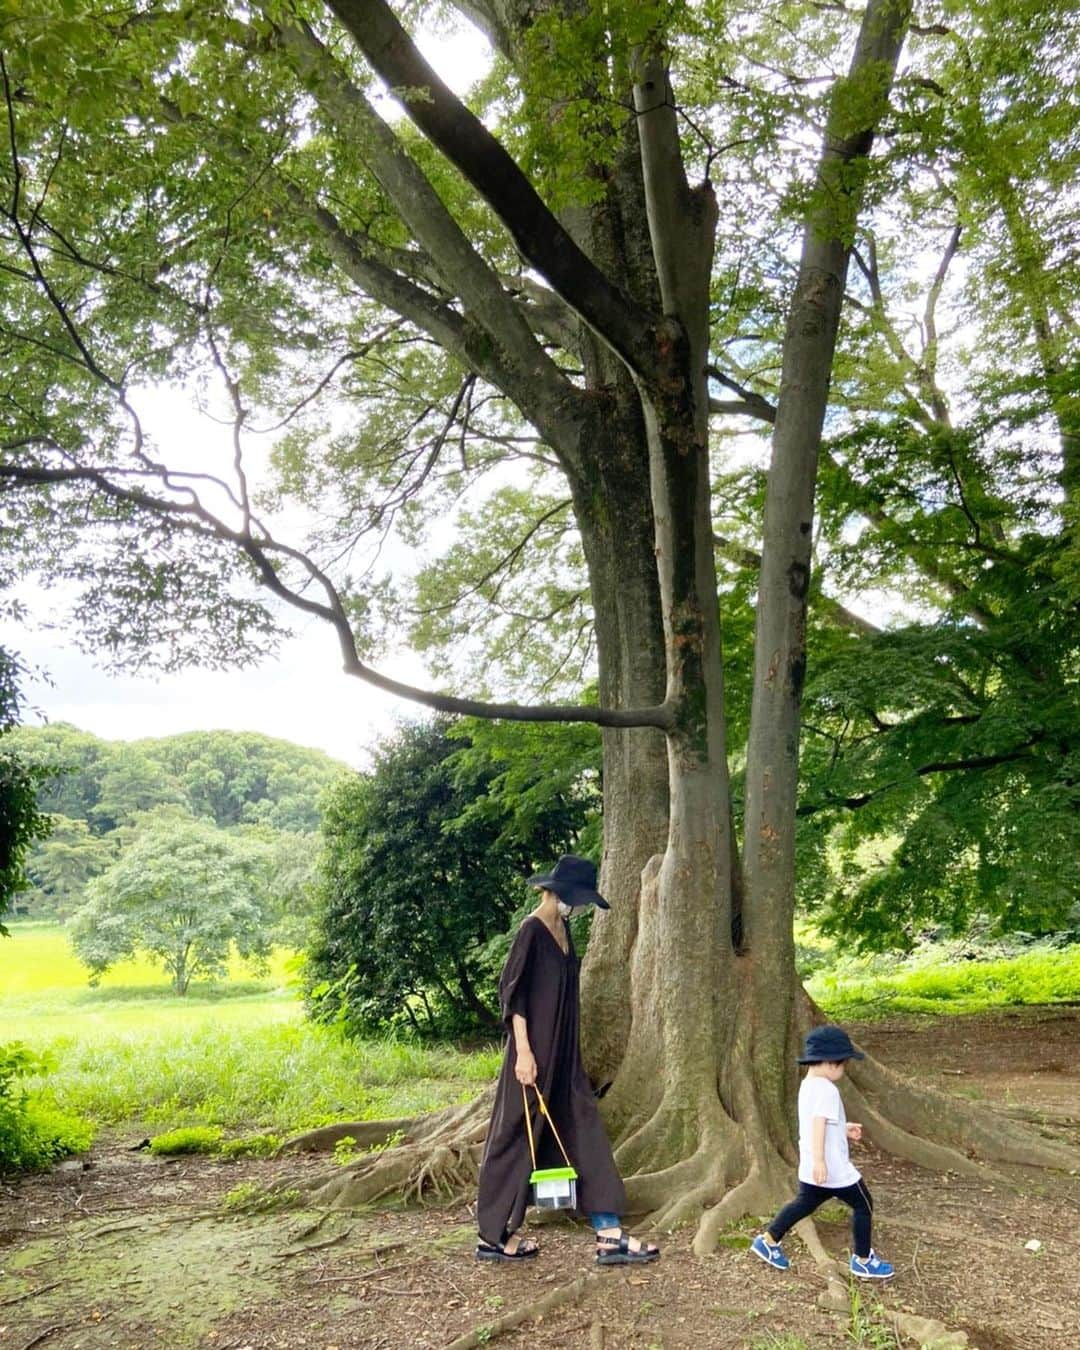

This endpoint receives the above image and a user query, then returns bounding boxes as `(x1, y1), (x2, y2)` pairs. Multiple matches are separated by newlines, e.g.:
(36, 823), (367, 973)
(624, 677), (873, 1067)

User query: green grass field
(1, 923), (501, 1138)
(806, 943), (1080, 1018)
(3, 922), (1076, 1148)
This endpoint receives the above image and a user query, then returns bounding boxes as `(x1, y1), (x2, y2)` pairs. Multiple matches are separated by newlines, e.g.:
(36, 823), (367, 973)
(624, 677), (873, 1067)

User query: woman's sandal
(596, 1231), (661, 1266)
(476, 1236), (540, 1261)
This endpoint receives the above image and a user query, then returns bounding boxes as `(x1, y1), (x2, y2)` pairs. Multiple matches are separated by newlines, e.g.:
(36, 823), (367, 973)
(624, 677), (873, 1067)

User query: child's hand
(846, 1122), (863, 1142)
(812, 1160), (828, 1184)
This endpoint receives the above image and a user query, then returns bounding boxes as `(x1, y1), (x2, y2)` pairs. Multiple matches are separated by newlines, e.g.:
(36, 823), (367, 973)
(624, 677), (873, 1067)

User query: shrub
(148, 1125), (223, 1156)
(0, 1041), (93, 1173)
(218, 1132), (281, 1159)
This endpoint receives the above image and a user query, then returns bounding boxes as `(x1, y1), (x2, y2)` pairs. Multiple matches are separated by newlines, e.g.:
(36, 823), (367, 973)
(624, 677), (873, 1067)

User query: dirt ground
(1, 1008), (1078, 1350)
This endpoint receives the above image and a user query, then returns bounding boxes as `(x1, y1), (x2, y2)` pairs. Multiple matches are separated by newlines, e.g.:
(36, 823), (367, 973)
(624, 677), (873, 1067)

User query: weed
(846, 1280), (899, 1347)
(332, 1135), (359, 1165)
(2, 926), (501, 1137)
(222, 1181), (261, 1211)
(218, 1132), (281, 1159)
(1, 1041), (93, 1173)
(808, 945), (1080, 1021)
(149, 1125), (223, 1155)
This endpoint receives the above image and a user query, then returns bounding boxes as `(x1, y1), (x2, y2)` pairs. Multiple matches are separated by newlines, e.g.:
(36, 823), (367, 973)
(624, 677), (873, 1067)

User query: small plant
(149, 1125), (223, 1156)
(846, 1280), (899, 1347)
(222, 1180), (261, 1210)
(332, 1133), (359, 1165)
(222, 1181), (300, 1213)
(218, 1132), (281, 1159)
(368, 1127), (406, 1154)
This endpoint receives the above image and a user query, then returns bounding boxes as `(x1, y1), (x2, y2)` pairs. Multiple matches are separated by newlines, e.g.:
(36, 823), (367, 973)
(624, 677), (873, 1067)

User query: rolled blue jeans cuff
(588, 1212), (621, 1231)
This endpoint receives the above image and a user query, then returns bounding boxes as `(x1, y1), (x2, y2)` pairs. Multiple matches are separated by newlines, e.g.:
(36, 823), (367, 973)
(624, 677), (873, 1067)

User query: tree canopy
(8, 724), (345, 919)
(0, 649), (52, 927)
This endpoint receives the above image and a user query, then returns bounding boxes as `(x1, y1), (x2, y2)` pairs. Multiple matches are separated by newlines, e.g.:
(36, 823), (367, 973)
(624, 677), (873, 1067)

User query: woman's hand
(846, 1122), (863, 1142)
(515, 1047), (538, 1086)
(812, 1160), (828, 1185)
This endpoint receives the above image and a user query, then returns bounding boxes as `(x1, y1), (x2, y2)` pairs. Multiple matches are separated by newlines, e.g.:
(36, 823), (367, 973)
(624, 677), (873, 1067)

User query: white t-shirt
(797, 1074), (861, 1187)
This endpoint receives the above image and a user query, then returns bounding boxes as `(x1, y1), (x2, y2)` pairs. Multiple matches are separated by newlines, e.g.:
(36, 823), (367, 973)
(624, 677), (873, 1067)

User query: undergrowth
(808, 943), (1080, 1019)
(0, 1041), (94, 1173)
(21, 1021), (502, 1135)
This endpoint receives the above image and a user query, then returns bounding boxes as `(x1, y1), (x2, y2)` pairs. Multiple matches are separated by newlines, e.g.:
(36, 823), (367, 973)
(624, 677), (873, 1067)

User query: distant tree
(90, 746), (189, 832)
(136, 731), (346, 832)
(234, 823), (321, 947)
(24, 816), (116, 920)
(4, 723), (109, 833)
(0, 651), (52, 931)
(308, 718), (596, 1036)
(69, 810), (273, 994)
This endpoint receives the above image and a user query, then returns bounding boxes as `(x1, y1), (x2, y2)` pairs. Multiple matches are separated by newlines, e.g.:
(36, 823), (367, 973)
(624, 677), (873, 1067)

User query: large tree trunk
(277, 0), (1080, 1239)
(570, 402), (669, 1084)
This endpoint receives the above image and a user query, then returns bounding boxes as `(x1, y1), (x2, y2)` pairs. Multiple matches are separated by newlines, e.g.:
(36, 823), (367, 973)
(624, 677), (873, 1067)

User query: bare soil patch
(1, 1009), (1077, 1349)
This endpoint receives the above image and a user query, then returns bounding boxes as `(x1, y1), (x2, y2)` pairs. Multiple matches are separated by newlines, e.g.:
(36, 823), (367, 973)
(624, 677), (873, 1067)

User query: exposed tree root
(841, 1080), (989, 1179)
(272, 1225), (353, 1258)
(791, 1216), (844, 1274)
(443, 1271), (602, 1350)
(266, 1096), (492, 1211)
(277, 1117), (418, 1155)
(691, 1150), (791, 1257)
(846, 1047), (1079, 1172)
(0, 1280), (63, 1309)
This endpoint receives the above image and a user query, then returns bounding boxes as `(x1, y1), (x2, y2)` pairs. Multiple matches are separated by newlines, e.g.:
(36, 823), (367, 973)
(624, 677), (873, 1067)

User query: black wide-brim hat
(797, 1024), (865, 1064)
(528, 854), (610, 909)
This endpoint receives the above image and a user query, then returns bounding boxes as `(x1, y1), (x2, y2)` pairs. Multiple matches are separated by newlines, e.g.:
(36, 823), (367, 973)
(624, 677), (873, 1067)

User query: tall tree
(1, 0), (1075, 1243)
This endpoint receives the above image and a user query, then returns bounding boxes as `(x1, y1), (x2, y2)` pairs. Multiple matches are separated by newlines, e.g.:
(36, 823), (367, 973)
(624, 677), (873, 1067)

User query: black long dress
(476, 914), (626, 1245)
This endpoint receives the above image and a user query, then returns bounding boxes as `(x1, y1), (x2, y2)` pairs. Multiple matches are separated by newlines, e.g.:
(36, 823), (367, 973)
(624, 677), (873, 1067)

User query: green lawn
(1, 923), (500, 1139)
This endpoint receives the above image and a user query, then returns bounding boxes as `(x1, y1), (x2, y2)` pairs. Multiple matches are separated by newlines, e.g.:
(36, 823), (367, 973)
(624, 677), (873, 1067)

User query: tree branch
(797, 741), (1040, 816)
(705, 365), (777, 423)
(713, 534), (880, 635)
(273, 18), (571, 404)
(1, 462), (673, 730)
(322, 0), (662, 379)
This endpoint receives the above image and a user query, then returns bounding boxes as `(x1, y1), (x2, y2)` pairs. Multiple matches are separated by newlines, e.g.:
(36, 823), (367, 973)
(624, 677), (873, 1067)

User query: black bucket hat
(797, 1025), (865, 1064)
(528, 854), (610, 910)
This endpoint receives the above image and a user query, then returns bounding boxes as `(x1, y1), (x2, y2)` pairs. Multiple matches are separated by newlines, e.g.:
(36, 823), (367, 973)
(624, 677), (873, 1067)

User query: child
(751, 1024), (894, 1279)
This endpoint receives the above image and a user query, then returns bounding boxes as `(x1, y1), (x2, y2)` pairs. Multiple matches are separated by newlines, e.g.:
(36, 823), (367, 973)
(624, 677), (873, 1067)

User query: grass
(809, 943), (1080, 1019)
(1, 923), (501, 1137)
(5, 922), (1077, 1141)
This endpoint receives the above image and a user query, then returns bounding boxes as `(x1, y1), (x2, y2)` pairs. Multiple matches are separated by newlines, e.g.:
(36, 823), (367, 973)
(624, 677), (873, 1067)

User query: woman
(476, 854), (660, 1265)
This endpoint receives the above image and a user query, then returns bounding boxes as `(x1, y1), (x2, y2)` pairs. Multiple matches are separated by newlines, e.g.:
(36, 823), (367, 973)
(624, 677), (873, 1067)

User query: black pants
(767, 1179), (874, 1259)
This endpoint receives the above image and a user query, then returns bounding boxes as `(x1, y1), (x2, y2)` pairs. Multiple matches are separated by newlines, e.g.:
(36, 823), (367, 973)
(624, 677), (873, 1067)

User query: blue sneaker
(751, 1234), (790, 1270)
(850, 1250), (894, 1279)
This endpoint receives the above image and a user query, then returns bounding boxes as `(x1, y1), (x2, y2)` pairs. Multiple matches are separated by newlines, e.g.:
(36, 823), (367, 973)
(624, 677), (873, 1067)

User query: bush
(0, 1041), (93, 1173)
(218, 1132), (281, 1159)
(149, 1125), (224, 1155)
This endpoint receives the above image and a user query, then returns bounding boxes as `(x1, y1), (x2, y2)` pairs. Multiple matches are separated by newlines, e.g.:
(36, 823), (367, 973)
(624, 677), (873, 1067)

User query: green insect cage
(522, 1084), (578, 1211)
